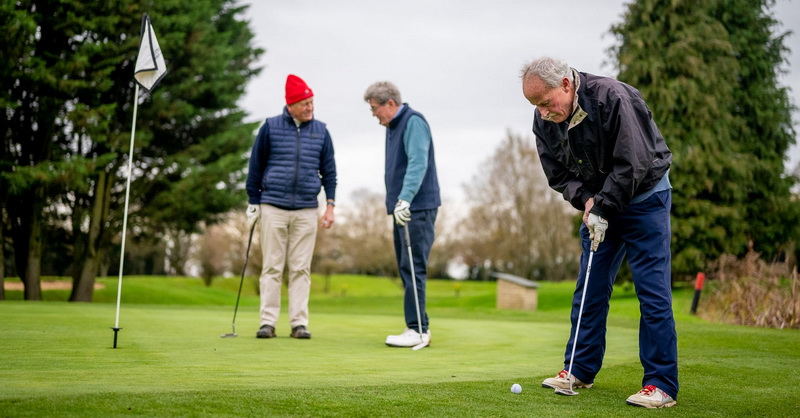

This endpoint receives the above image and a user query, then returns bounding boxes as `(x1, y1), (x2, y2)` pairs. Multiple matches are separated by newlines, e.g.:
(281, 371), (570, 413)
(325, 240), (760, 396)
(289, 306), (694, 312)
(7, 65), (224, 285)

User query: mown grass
(1, 275), (798, 417)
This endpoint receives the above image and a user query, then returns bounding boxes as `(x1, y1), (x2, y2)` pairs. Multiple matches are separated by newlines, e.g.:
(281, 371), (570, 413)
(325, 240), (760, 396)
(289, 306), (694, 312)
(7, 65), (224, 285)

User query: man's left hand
(393, 200), (411, 226)
(246, 204), (260, 229)
(587, 213), (608, 252)
(321, 205), (335, 229)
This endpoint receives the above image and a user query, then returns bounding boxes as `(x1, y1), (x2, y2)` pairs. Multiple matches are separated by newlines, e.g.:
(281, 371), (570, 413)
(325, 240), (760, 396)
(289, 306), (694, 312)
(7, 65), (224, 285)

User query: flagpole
(112, 12), (166, 348)
(112, 83), (139, 349)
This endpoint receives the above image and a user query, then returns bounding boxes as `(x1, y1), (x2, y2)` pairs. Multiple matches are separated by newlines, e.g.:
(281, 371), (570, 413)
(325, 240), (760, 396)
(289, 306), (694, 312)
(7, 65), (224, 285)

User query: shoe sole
(626, 400), (676, 409)
(385, 342), (415, 347)
(541, 381), (593, 390)
(385, 341), (430, 348)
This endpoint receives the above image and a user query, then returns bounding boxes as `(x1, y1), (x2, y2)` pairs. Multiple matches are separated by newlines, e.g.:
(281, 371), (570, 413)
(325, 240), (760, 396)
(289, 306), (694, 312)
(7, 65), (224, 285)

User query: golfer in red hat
(245, 74), (337, 340)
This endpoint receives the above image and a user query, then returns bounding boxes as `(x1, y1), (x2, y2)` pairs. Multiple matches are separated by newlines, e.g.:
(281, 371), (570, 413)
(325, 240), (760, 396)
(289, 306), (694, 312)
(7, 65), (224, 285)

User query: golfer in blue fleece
(364, 81), (441, 348)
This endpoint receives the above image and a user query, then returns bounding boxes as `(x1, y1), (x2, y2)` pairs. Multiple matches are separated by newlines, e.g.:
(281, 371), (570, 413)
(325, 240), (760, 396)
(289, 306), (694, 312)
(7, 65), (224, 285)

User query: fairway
(1, 275), (798, 417)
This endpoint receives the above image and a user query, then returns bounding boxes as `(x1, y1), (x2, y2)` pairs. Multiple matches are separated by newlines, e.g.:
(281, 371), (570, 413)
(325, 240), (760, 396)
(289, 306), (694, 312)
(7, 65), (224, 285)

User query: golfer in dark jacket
(521, 57), (678, 409)
(245, 74), (337, 340)
(364, 81), (440, 348)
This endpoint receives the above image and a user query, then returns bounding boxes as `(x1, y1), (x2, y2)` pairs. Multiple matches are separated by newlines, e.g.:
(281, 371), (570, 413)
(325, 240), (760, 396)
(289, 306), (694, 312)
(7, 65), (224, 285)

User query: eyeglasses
(370, 102), (386, 113)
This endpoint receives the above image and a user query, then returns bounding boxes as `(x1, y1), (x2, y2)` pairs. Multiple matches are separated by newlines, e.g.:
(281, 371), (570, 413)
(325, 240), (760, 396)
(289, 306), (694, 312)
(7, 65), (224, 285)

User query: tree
(457, 132), (579, 281)
(426, 206), (457, 280)
(336, 189), (397, 277)
(609, 0), (799, 276)
(2, 1), (62, 300)
(311, 202), (343, 292)
(716, 0), (800, 261)
(1, 0), (263, 300)
(195, 223), (229, 286)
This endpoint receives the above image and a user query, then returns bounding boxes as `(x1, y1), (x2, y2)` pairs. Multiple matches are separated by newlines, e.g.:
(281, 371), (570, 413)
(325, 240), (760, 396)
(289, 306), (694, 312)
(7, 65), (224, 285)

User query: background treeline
(1, 0), (263, 301)
(2, 0), (799, 303)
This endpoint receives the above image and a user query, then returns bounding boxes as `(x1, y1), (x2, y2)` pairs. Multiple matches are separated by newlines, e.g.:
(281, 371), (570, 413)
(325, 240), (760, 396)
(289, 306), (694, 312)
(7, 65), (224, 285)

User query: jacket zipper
(291, 125), (301, 207)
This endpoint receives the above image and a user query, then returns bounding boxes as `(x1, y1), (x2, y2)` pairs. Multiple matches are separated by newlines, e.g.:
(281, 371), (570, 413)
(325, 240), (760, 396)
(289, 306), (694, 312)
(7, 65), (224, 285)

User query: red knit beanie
(285, 74), (314, 105)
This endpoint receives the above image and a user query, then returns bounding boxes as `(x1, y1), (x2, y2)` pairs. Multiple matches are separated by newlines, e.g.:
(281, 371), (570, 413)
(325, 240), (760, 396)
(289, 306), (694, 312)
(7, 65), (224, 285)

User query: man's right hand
(246, 204), (260, 229)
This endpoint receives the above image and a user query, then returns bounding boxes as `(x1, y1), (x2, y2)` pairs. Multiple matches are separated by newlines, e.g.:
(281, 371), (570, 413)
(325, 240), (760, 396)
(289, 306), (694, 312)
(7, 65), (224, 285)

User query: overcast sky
(239, 0), (800, 211)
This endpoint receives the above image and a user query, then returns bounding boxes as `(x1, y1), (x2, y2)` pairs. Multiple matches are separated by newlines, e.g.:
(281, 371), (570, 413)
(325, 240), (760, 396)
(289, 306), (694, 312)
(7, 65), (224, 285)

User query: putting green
(0, 302), (640, 397)
(1, 277), (798, 416)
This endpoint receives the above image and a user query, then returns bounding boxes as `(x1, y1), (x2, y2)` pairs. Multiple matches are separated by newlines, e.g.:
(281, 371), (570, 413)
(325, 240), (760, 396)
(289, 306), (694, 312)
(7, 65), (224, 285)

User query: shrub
(701, 250), (799, 329)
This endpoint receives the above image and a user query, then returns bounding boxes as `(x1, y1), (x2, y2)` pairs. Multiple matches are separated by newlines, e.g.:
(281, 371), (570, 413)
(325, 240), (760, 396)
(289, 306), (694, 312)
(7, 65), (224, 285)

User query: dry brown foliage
(701, 250), (799, 329)
(457, 132), (579, 281)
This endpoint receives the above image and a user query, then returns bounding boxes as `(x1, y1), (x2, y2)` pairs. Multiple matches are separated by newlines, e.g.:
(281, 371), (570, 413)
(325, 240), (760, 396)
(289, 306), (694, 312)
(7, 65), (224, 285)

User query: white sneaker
(541, 370), (593, 390)
(385, 328), (430, 347)
(626, 385), (676, 408)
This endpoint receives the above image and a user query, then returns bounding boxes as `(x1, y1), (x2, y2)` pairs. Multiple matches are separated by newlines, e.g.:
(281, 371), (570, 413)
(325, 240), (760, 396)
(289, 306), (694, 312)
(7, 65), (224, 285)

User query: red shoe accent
(639, 385), (658, 395)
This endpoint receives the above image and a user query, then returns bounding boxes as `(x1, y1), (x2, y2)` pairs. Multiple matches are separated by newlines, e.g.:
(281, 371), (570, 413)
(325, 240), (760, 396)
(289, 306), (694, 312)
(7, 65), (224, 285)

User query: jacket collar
(282, 106), (311, 127)
(568, 69), (588, 131)
(388, 103), (409, 129)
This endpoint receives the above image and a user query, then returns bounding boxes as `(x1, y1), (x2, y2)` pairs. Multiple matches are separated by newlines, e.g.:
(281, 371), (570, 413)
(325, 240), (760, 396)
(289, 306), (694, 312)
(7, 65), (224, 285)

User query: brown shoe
(256, 324), (275, 339)
(290, 325), (311, 339)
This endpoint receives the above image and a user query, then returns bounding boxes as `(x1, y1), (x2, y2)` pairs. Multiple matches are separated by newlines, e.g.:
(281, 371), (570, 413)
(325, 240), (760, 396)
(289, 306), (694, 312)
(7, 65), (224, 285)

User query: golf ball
(511, 383), (522, 394)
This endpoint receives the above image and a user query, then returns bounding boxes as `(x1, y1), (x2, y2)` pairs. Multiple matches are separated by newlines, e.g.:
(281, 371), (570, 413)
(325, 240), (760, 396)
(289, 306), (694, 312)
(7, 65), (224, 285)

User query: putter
(220, 220), (257, 338)
(555, 248), (595, 396)
(403, 224), (428, 351)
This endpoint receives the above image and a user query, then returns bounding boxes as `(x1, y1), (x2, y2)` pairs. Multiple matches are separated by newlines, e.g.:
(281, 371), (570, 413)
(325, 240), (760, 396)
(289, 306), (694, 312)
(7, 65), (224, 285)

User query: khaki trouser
(259, 204), (318, 329)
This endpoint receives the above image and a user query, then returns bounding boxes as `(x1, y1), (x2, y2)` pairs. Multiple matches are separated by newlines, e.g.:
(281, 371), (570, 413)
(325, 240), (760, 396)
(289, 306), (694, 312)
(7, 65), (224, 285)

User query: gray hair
(520, 57), (571, 88)
(364, 81), (402, 105)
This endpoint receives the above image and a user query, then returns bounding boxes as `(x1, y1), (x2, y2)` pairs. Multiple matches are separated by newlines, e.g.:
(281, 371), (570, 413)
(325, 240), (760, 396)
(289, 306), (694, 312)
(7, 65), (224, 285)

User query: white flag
(134, 13), (167, 92)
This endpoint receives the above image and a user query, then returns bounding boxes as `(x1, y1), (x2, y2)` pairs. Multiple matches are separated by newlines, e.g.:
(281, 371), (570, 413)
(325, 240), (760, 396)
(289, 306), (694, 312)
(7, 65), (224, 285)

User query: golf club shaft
(403, 225), (424, 337)
(231, 221), (256, 332)
(565, 249), (594, 391)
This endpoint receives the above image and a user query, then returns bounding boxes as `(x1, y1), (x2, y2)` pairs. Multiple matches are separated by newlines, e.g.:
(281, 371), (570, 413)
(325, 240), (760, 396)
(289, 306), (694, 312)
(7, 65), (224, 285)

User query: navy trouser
(564, 190), (678, 399)
(393, 208), (437, 333)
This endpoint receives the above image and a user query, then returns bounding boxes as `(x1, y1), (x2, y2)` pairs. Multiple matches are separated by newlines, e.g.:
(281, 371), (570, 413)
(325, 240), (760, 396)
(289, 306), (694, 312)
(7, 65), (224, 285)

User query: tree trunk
(166, 229), (192, 276)
(9, 186), (44, 300)
(23, 248), (42, 300)
(70, 171), (111, 302)
(71, 253), (102, 302)
(20, 189), (43, 300)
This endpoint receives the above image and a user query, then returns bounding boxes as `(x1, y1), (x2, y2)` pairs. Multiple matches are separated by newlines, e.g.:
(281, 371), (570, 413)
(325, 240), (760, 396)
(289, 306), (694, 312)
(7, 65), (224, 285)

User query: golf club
(220, 220), (257, 338)
(403, 224), (428, 351)
(554, 248), (595, 396)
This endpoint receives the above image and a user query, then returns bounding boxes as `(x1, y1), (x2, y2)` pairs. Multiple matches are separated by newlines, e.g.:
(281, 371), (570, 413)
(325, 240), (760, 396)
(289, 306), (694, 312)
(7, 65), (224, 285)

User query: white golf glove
(393, 199), (411, 226)
(246, 204), (260, 229)
(587, 213), (608, 252)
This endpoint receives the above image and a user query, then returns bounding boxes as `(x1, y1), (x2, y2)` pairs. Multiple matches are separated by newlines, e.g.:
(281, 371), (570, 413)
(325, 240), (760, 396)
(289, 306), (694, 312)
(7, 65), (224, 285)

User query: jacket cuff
(589, 205), (609, 219)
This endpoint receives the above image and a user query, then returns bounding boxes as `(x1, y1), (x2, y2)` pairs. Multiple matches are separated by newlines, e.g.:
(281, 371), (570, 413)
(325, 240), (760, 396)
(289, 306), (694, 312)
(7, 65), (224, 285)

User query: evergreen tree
(609, 0), (798, 276)
(1, 0), (263, 300)
(714, 0), (799, 259)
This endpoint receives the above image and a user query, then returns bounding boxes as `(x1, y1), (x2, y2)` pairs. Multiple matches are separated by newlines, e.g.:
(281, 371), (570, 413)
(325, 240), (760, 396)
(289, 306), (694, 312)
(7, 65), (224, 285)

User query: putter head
(220, 333), (238, 338)
(411, 341), (428, 351)
(411, 334), (429, 351)
(554, 387), (579, 396)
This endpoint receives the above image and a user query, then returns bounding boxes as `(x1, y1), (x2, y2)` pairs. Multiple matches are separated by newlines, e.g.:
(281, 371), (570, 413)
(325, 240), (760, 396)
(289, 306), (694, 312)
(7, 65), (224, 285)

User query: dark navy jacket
(533, 71), (671, 218)
(246, 107), (336, 209)
(384, 104), (441, 214)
